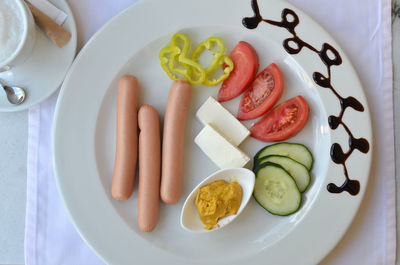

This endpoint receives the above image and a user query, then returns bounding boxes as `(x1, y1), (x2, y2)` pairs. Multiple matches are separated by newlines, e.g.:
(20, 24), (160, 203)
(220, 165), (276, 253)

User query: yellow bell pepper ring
(158, 33), (233, 86)
(191, 36), (234, 86)
(169, 52), (206, 85)
(169, 33), (190, 55)
(191, 37), (226, 68)
(158, 45), (181, 81)
(203, 55), (234, 86)
(158, 33), (206, 85)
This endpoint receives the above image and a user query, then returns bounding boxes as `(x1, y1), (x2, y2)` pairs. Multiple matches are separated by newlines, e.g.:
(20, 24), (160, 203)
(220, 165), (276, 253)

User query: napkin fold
(25, 0), (396, 264)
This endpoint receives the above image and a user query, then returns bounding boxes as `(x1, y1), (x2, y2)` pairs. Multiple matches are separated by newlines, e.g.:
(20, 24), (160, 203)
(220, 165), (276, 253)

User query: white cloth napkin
(24, 0), (396, 264)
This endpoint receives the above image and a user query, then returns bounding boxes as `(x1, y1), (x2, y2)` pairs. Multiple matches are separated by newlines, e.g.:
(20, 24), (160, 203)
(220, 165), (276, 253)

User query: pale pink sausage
(112, 75), (139, 200)
(138, 105), (161, 232)
(160, 79), (192, 204)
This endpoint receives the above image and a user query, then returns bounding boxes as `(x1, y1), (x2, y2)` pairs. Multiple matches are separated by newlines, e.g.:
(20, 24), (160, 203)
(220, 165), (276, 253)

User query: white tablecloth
(25, 0), (396, 264)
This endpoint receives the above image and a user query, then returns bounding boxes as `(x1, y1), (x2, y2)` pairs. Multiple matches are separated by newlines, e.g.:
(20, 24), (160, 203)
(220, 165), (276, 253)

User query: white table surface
(0, 110), (27, 265)
(1, 1), (399, 264)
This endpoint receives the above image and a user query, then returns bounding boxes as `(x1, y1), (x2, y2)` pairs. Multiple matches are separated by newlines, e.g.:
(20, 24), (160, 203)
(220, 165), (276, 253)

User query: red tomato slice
(237, 63), (283, 120)
(250, 96), (310, 142)
(217, 41), (259, 102)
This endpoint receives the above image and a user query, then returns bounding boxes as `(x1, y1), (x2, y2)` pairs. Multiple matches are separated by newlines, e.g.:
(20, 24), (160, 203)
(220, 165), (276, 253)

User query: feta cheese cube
(196, 97), (249, 146)
(195, 124), (250, 169)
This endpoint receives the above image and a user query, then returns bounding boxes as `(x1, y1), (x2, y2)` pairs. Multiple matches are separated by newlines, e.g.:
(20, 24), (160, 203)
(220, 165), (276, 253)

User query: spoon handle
(25, 1), (71, 48)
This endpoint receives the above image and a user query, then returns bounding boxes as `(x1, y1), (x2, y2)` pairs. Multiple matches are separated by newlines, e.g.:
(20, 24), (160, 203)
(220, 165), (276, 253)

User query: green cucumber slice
(253, 162), (301, 216)
(254, 142), (313, 170)
(254, 155), (311, 192)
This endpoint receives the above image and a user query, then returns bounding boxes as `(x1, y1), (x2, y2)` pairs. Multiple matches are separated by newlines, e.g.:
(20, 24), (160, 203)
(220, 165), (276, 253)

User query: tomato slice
(217, 41), (259, 102)
(250, 96), (310, 142)
(237, 63), (283, 120)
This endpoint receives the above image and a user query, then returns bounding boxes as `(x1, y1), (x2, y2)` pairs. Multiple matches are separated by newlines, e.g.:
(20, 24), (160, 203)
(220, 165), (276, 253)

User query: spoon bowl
(180, 167), (255, 233)
(2, 83), (26, 105)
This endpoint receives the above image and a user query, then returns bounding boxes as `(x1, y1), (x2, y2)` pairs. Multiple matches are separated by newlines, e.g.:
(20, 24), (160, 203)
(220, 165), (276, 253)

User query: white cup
(0, 0), (36, 72)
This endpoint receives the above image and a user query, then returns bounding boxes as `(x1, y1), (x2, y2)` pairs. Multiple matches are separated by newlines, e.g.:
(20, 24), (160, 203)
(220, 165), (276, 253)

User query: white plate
(0, 0), (77, 112)
(53, 0), (372, 264)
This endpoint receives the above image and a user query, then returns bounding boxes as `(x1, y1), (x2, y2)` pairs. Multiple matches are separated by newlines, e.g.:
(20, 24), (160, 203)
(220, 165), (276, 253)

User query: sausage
(160, 79), (192, 204)
(137, 105), (161, 232)
(111, 75), (139, 200)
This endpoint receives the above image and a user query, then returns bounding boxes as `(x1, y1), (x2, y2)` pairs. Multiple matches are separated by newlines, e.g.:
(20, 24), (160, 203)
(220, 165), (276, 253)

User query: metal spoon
(1, 82), (26, 105)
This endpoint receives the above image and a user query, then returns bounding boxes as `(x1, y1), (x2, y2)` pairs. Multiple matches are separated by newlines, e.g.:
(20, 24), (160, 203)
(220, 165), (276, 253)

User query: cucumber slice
(254, 142), (313, 170)
(254, 155), (311, 192)
(253, 162), (301, 216)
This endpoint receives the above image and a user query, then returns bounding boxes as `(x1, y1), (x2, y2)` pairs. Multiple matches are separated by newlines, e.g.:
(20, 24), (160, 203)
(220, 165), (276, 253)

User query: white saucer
(0, 0), (77, 112)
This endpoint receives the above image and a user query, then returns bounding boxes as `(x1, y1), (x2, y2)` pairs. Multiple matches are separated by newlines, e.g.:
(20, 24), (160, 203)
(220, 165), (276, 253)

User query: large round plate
(0, 0), (77, 112)
(53, 0), (372, 264)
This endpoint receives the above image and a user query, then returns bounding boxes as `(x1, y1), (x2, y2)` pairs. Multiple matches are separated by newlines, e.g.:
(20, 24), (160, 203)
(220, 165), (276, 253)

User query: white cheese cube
(195, 124), (250, 169)
(196, 97), (249, 146)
